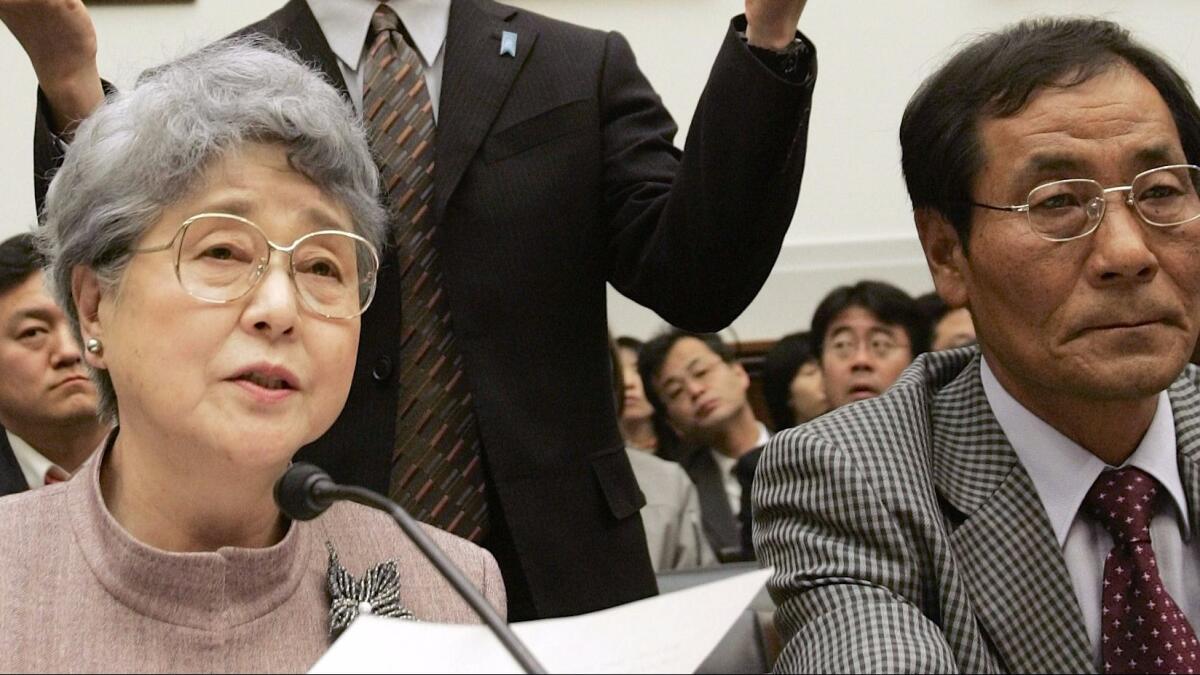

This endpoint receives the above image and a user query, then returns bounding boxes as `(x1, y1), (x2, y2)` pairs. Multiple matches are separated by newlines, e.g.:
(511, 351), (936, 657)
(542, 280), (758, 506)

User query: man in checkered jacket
(756, 17), (1200, 674)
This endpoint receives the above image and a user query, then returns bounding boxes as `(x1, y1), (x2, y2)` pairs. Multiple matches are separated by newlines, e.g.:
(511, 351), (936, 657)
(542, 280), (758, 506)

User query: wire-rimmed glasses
(824, 333), (910, 361)
(132, 213), (381, 320)
(973, 164), (1200, 242)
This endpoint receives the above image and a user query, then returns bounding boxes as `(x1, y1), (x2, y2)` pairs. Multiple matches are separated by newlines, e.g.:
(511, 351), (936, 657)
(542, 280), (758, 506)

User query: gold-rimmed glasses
(132, 213), (381, 320)
(973, 164), (1200, 242)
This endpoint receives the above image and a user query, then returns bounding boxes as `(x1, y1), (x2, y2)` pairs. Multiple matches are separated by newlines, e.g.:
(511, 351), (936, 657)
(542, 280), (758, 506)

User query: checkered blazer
(754, 346), (1200, 673)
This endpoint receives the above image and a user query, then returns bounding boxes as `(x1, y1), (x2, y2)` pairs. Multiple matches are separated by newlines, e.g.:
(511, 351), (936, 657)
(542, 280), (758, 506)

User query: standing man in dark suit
(756, 17), (1200, 672)
(2, 0), (816, 620)
(0, 233), (107, 497)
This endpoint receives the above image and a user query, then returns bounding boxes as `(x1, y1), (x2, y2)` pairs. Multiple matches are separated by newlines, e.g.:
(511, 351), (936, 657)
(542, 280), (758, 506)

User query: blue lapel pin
(500, 31), (518, 58)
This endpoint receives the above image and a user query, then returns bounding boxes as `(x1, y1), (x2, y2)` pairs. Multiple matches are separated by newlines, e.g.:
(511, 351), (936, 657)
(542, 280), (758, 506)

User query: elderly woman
(0, 40), (504, 672)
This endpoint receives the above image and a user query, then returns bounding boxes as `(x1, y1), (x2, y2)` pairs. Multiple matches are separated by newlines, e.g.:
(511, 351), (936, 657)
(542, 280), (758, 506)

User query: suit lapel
(1167, 371), (1200, 538)
(435, 0), (537, 221)
(0, 428), (30, 497)
(933, 358), (1094, 673)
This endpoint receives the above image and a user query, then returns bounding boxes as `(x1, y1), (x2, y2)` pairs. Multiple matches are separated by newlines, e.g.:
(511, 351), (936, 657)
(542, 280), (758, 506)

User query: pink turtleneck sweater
(0, 440), (505, 673)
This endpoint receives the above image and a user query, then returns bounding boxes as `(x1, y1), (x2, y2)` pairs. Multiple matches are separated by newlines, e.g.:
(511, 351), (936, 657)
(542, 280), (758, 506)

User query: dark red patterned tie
(362, 5), (488, 542)
(1084, 467), (1199, 674)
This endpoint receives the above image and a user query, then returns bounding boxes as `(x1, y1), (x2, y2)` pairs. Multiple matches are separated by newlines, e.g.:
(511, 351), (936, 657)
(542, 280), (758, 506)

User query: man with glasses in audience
(0, 233), (107, 496)
(757, 17), (1200, 673)
(810, 280), (930, 411)
(639, 330), (769, 561)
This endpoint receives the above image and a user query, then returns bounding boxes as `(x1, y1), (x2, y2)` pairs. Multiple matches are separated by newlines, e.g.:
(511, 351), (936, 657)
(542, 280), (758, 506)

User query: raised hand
(0, 0), (103, 132)
(745, 0), (808, 50)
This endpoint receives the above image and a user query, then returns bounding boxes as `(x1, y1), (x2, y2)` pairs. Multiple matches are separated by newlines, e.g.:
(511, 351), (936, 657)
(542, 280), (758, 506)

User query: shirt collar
(980, 356), (1189, 547)
(306, 0), (451, 74)
(708, 423), (771, 472)
(755, 423), (772, 449)
(6, 429), (67, 489)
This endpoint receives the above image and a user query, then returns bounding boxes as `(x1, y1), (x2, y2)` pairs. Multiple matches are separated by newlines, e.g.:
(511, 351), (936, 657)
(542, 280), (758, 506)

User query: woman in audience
(760, 331), (828, 430)
(915, 291), (977, 351)
(0, 40), (503, 672)
(615, 336), (660, 452)
(615, 335), (682, 459)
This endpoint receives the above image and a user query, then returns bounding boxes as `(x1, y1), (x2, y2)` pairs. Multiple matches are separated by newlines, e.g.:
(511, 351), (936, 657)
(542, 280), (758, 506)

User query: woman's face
(617, 346), (655, 423)
(85, 143), (361, 470)
(788, 359), (828, 424)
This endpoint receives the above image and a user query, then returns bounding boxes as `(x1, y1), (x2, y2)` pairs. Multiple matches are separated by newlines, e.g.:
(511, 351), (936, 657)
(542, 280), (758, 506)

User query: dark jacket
(0, 427), (29, 498)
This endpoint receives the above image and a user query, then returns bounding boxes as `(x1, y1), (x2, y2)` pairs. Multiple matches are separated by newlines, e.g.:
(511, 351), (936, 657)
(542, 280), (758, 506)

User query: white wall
(4, 1), (1200, 339)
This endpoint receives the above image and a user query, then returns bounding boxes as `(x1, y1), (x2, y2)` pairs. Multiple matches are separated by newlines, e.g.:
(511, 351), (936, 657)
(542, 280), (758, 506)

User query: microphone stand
(312, 481), (548, 674)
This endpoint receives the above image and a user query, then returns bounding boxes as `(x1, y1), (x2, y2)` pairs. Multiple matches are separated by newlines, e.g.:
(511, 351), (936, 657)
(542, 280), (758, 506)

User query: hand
(0, 0), (103, 133)
(744, 0), (808, 51)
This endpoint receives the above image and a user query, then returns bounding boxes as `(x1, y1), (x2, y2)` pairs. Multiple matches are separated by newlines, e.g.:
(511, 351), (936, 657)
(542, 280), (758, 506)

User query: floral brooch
(326, 541), (415, 636)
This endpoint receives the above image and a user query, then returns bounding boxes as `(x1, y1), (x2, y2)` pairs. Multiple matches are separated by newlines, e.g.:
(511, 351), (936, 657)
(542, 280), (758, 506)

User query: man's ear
(72, 266), (107, 369)
(915, 208), (970, 309)
(733, 360), (751, 393)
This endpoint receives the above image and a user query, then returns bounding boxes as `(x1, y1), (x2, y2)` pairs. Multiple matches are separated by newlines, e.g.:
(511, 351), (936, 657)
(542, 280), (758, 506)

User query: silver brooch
(326, 541), (415, 636)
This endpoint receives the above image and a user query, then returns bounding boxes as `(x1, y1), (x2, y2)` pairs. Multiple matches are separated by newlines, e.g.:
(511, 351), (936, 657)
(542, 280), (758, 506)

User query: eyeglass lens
(176, 215), (376, 318)
(826, 335), (902, 361)
(1026, 165), (1200, 240)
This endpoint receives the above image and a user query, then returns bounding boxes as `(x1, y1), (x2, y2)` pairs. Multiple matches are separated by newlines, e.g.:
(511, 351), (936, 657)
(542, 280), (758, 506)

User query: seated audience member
(0, 41), (503, 672)
(740, 330), (828, 558)
(760, 330), (828, 431)
(757, 18), (1200, 673)
(0, 233), (107, 495)
(615, 336), (662, 454)
(610, 338), (716, 571)
(639, 330), (768, 561)
(916, 291), (977, 350)
(812, 280), (930, 411)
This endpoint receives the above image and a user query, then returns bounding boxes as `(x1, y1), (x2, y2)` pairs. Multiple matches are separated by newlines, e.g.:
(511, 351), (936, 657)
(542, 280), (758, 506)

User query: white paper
(310, 567), (772, 674)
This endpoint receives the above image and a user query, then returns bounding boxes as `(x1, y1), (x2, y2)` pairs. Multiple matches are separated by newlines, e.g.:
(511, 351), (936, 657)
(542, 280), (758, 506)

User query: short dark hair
(0, 233), (46, 297)
(637, 330), (734, 414)
(811, 280), (930, 358)
(761, 331), (818, 431)
(614, 335), (644, 354)
(914, 291), (950, 326)
(900, 17), (1200, 250)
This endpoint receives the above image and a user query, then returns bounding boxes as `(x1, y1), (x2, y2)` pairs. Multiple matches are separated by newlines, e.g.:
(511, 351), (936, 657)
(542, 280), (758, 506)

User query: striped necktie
(362, 5), (489, 542)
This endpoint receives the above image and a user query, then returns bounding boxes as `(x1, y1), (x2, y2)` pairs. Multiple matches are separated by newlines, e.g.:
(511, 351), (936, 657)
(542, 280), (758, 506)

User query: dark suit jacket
(34, 0), (815, 620)
(735, 446), (763, 558)
(0, 427), (30, 497)
(679, 444), (746, 561)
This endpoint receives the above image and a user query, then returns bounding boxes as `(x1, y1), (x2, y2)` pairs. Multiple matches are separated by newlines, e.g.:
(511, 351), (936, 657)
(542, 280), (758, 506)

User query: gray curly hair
(38, 37), (388, 423)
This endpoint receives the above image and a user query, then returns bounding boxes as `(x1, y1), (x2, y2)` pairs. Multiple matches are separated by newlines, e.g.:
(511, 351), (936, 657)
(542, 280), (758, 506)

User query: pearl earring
(85, 338), (103, 355)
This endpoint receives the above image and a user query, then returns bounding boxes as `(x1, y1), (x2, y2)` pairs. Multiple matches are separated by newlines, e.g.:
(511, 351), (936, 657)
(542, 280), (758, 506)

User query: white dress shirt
(980, 357), (1199, 667)
(305, 0), (450, 119)
(6, 430), (68, 489)
(710, 423), (771, 516)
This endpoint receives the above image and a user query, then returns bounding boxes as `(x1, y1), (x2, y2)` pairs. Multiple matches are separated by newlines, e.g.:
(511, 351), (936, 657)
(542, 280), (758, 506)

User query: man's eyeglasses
(972, 164), (1200, 242)
(132, 213), (381, 320)
(824, 334), (909, 361)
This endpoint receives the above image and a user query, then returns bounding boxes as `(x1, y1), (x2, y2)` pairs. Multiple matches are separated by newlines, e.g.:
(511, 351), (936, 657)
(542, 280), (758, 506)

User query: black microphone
(274, 462), (337, 520)
(275, 463), (546, 675)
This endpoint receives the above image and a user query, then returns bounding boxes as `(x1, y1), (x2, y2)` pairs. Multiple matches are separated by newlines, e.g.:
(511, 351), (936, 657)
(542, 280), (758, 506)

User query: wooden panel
(735, 339), (778, 432)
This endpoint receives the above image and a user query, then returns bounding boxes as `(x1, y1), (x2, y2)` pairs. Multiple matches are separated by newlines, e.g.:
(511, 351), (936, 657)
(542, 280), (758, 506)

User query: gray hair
(38, 38), (388, 423)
